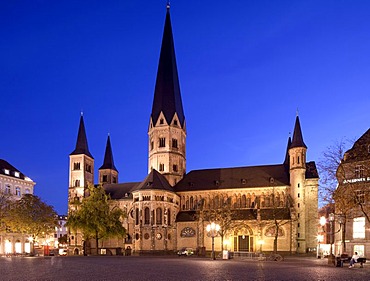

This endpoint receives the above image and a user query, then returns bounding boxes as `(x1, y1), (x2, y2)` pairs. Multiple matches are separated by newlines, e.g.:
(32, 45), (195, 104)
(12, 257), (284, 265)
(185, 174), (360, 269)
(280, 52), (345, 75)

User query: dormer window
(4, 169), (9, 175)
(14, 171), (20, 178)
(241, 179), (247, 185)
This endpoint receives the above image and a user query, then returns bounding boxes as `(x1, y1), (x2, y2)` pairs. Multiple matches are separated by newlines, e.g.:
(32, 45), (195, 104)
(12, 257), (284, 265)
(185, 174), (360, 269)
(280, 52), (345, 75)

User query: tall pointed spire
(290, 115), (307, 149)
(284, 136), (292, 166)
(99, 135), (117, 172)
(151, 5), (185, 127)
(70, 115), (93, 158)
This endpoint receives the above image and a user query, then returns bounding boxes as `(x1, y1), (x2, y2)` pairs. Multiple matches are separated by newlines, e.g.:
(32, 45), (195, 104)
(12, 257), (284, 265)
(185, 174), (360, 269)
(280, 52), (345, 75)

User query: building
(334, 129), (370, 257)
(0, 159), (36, 255)
(54, 215), (68, 249)
(67, 5), (319, 256)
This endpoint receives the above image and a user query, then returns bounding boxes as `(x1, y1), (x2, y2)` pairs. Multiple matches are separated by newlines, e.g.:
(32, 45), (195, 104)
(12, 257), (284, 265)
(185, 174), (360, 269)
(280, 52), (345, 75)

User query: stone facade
(67, 6), (319, 256)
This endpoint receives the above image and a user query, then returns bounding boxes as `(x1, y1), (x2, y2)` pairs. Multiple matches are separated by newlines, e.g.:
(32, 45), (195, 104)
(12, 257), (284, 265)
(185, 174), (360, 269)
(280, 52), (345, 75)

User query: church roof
(151, 6), (185, 127)
(343, 128), (370, 162)
(290, 116), (307, 149)
(174, 164), (291, 192)
(99, 135), (118, 171)
(283, 136), (292, 167)
(0, 159), (26, 180)
(104, 182), (139, 200)
(131, 169), (175, 192)
(70, 115), (93, 158)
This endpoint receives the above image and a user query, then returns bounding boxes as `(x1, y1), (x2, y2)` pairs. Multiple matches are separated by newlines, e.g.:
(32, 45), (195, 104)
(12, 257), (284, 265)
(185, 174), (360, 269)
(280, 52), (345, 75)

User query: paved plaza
(0, 255), (369, 281)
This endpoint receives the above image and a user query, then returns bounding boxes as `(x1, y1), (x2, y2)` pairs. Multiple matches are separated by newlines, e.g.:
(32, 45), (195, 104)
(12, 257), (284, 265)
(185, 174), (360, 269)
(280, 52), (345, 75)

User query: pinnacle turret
(290, 116), (307, 149)
(99, 135), (118, 172)
(70, 115), (93, 158)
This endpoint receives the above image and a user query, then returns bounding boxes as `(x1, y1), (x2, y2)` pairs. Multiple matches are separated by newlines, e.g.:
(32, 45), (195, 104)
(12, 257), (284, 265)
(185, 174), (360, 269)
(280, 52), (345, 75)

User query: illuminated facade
(67, 5), (319, 255)
(0, 159), (36, 255)
(334, 129), (370, 257)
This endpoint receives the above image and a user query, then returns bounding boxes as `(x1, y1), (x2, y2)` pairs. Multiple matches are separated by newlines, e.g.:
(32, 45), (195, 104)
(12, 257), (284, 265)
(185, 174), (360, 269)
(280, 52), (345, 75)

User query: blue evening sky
(1, 1), (370, 214)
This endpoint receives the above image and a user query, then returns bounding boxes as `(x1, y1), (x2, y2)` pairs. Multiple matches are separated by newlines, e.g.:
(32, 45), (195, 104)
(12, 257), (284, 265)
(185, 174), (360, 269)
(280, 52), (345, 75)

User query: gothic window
(167, 209), (171, 226)
(156, 208), (162, 225)
(174, 120), (178, 126)
(15, 187), (21, 197)
(135, 208), (139, 225)
(190, 196), (194, 209)
(180, 227), (196, 237)
(172, 138), (178, 149)
(241, 195), (246, 208)
(297, 156), (300, 164)
(214, 195), (219, 208)
(150, 141), (154, 150)
(159, 163), (165, 172)
(265, 226), (284, 237)
(144, 207), (150, 225)
(73, 162), (80, 170)
(160, 118), (164, 125)
(74, 180), (80, 187)
(159, 137), (166, 147)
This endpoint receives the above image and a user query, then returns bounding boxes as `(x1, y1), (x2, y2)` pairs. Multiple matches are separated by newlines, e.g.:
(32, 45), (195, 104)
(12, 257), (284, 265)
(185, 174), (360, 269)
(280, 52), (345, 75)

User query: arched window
(214, 195), (219, 208)
(190, 196), (194, 209)
(241, 195), (246, 208)
(144, 207), (150, 225)
(135, 208), (139, 225)
(185, 198), (189, 210)
(167, 209), (171, 226)
(25, 188), (30, 194)
(74, 180), (80, 187)
(15, 187), (21, 197)
(156, 208), (162, 225)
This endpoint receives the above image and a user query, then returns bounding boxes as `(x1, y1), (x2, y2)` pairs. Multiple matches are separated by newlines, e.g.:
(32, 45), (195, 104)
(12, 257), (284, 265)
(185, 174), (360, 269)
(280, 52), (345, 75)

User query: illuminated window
(4, 169), (9, 175)
(5, 184), (11, 194)
(14, 172), (20, 178)
(25, 188), (30, 194)
(15, 187), (21, 197)
(354, 245), (364, 257)
(353, 217), (365, 238)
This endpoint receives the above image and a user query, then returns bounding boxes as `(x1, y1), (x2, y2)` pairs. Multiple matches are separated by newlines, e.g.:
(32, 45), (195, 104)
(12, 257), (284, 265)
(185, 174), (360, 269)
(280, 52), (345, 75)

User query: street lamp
(206, 222), (220, 260)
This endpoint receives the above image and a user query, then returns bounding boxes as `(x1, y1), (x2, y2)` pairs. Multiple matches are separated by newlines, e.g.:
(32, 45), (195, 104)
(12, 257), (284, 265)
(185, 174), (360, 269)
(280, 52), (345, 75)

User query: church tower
(288, 115), (308, 253)
(68, 114), (94, 204)
(148, 4), (186, 186)
(99, 134), (118, 184)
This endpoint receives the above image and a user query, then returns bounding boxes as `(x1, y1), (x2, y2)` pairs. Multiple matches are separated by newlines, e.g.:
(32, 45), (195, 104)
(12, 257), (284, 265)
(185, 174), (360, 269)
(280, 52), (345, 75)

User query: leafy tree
(0, 190), (12, 232)
(5, 194), (58, 240)
(67, 184), (126, 255)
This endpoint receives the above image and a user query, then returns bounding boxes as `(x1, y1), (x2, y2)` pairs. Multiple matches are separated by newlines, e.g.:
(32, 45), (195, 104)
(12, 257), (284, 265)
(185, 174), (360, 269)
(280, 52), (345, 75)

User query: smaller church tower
(148, 4), (186, 186)
(288, 115), (308, 253)
(68, 114), (94, 203)
(99, 135), (118, 184)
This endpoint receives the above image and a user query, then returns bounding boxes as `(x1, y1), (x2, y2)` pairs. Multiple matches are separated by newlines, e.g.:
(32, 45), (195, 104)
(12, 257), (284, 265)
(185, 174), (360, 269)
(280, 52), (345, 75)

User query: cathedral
(68, 5), (319, 256)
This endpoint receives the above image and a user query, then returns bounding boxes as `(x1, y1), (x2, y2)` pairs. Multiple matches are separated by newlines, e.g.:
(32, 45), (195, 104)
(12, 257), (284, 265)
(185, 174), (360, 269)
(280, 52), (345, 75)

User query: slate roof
(176, 210), (197, 222)
(290, 116), (307, 149)
(151, 6), (185, 127)
(70, 115), (93, 158)
(343, 128), (370, 162)
(174, 164), (291, 192)
(306, 161), (319, 179)
(104, 182), (139, 200)
(99, 135), (118, 171)
(131, 169), (175, 192)
(0, 159), (26, 180)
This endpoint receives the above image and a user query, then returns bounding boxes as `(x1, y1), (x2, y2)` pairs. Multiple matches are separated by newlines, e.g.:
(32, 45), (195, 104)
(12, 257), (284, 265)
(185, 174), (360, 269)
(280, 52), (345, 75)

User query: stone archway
(233, 225), (255, 252)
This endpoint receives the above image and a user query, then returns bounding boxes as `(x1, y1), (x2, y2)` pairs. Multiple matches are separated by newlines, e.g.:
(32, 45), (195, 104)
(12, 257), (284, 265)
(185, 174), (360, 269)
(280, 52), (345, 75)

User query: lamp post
(206, 222), (220, 260)
(320, 213), (343, 265)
